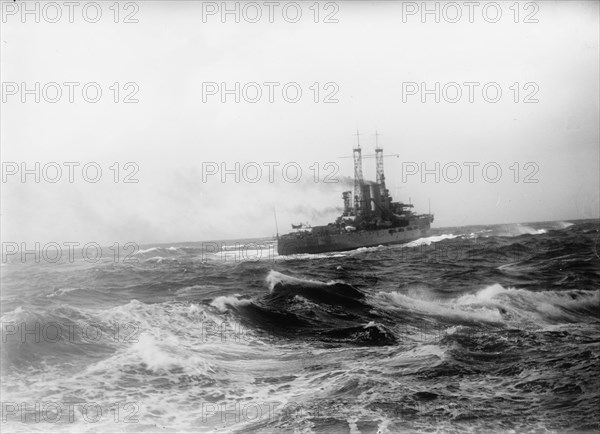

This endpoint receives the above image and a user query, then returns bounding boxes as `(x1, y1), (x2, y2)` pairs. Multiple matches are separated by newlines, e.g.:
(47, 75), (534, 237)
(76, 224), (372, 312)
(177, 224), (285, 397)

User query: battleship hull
(277, 224), (430, 255)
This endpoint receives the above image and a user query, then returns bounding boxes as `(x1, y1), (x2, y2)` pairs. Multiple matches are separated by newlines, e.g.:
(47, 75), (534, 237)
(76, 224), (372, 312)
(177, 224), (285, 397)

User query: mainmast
(353, 130), (364, 213)
(374, 131), (386, 192)
(273, 207), (279, 239)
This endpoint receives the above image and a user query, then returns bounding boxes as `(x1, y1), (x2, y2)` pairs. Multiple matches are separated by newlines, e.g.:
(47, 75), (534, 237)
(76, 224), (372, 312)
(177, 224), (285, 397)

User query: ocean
(1, 219), (599, 433)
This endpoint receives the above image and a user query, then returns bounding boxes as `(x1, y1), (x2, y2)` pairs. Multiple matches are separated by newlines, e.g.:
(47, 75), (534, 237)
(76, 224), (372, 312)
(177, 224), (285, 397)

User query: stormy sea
(1, 219), (599, 433)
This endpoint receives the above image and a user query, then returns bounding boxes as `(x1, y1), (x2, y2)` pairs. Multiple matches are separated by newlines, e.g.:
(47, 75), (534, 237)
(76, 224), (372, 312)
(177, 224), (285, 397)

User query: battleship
(277, 135), (434, 255)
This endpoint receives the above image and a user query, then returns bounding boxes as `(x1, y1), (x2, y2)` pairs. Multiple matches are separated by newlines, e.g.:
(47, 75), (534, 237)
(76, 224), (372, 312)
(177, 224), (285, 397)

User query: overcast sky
(1, 1), (598, 246)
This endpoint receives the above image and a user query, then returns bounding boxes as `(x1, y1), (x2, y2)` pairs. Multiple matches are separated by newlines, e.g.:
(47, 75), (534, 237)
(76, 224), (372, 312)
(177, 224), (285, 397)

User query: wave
(129, 333), (183, 371)
(484, 224), (547, 238)
(221, 243), (272, 252)
(135, 246), (160, 255)
(455, 285), (599, 323)
(553, 221), (575, 229)
(401, 234), (461, 247)
(379, 290), (505, 324)
(210, 271), (396, 346)
(266, 270), (346, 291)
(378, 284), (599, 327)
(0, 304), (119, 374)
(210, 294), (252, 313)
(1, 299), (236, 372)
(45, 287), (81, 298)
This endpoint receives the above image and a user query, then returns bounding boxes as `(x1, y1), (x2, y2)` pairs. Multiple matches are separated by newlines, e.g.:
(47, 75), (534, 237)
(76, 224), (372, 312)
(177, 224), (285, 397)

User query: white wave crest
(134, 247), (160, 255)
(380, 284), (599, 326)
(494, 224), (547, 237)
(382, 290), (504, 323)
(210, 295), (251, 312)
(45, 287), (80, 298)
(400, 234), (460, 248)
(130, 333), (181, 371)
(266, 270), (340, 292)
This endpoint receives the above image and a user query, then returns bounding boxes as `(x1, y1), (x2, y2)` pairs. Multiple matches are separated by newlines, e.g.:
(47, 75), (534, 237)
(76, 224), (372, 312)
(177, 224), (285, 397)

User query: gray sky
(1, 1), (599, 245)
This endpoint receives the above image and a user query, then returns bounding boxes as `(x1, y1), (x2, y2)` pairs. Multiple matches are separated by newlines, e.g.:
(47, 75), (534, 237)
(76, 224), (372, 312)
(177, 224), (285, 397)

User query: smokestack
(342, 191), (352, 215)
(361, 183), (371, 217)
(371, 184), (382, 218)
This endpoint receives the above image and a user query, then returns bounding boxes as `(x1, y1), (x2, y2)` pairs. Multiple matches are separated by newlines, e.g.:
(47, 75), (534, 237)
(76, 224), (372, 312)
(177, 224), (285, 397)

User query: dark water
(1, 220), (599, 433)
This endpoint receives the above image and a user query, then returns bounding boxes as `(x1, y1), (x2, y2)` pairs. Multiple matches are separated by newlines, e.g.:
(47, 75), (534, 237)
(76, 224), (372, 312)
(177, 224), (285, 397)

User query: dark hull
(277, 225), (430, 255)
